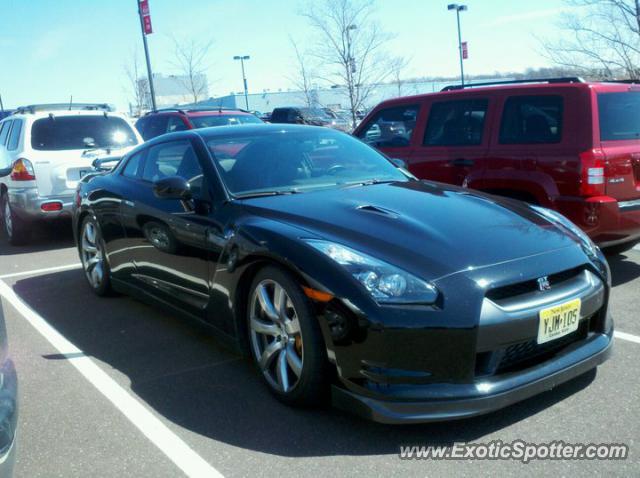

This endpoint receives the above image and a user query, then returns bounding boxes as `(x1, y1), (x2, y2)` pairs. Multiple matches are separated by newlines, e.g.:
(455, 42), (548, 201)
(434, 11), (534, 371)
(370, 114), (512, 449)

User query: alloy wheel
(81, 221), (105, 289)
(249, 279), (304, 393)
(3, 199), (12, 238)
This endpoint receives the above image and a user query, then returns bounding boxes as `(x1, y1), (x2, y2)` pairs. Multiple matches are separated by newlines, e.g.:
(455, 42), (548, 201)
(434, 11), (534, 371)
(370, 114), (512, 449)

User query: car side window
(166, 115), (188, 133)
(423, 99), (488, 146)
(122, 151), (145, 179)
(0, 121), (11, 146)
(143, 141), (204, 197)
(357, 105), (419, 148)
(499, 95), (563, 144)
(7, 119), (22, 151)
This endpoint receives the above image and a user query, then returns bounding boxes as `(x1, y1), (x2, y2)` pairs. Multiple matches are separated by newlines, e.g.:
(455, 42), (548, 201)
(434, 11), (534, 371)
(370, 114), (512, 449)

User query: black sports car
(73, 124), (613, 423)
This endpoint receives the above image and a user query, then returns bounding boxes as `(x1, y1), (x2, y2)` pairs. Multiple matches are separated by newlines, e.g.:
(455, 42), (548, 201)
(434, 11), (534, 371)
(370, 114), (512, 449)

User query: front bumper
(332, 328), (612, 424)
(318, 246), (613, 424)
(8, 188), (73, 221)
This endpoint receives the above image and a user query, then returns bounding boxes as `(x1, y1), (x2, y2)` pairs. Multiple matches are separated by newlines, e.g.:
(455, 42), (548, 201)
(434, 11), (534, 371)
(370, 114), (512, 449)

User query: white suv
(0, 104), (142, 244)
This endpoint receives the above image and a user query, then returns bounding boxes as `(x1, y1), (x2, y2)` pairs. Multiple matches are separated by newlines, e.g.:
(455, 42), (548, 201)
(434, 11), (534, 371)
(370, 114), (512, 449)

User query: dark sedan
(73, 125), (613, 423)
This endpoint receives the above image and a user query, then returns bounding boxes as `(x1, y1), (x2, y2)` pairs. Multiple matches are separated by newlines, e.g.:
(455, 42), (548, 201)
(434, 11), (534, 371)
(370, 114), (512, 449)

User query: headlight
(531, 206), (599, 259)
(304, 239), (438, 305)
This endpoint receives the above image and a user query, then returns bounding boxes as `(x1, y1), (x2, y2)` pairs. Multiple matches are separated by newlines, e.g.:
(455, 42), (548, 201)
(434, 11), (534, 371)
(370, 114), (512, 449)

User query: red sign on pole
(462, 41), (468, 60)
(139, 0), (152, 34)
(143, 15), (153, 34)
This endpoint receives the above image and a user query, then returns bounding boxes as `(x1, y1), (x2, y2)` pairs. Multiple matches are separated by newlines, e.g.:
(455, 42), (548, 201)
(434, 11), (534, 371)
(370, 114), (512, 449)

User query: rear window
(31, 115), (138, 151)
(598, 92), (640, 141)
(424, 99), (488, 146)
(190, 114), (263, 128)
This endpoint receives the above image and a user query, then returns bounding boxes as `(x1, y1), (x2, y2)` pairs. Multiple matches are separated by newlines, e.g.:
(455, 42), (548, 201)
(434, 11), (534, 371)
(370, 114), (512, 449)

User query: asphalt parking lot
(0, 223), (638, 478)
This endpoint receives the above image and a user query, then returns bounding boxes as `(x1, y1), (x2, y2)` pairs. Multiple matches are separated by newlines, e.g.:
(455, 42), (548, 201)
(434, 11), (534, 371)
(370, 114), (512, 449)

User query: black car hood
(240, 181), (580, 280)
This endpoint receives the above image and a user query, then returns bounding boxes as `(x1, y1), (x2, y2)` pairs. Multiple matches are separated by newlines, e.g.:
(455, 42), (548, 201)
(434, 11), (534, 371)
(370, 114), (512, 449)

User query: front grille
(496, 319), (589, 374)
(486, 267), (584, 302)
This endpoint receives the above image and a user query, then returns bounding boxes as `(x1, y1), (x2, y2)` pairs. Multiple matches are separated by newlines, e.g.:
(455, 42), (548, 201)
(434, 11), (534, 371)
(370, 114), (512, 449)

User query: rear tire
(1, 193), (29, 246)
(603, 240), (639, 256)
(247, 266), (330, 406)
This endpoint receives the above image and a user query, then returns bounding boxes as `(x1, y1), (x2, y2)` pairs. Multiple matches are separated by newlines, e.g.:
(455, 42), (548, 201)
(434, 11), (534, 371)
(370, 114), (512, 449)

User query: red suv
(354, 78), (640, 252)
(135, 107), (263, 141)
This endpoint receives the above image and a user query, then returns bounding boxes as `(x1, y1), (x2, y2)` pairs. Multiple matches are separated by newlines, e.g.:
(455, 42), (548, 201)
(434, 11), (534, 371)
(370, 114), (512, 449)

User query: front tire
(1, 193), (29, 246)
(79, 216), (112, 296)
(247, 266), (329, 406)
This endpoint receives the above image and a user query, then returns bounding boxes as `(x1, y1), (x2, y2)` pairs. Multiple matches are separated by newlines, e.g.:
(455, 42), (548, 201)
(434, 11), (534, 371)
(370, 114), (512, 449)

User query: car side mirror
(153, 176), (192, 200)
(0, 167), (11, 178)
(390, 158), (408, 169)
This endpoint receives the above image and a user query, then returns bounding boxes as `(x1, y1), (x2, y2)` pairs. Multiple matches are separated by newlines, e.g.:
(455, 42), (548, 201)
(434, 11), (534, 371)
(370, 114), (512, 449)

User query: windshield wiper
(341, 178), (397, 189)
(233, 189), (301, 199)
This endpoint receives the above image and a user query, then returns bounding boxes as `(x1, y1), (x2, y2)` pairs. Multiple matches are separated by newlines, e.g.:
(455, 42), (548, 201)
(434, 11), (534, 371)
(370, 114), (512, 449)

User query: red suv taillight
(10, 158), (36, 181)
(579, 149), (606, 196)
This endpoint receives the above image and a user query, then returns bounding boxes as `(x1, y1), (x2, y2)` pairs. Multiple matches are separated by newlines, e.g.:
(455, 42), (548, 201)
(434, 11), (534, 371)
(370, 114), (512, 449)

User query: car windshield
(190, 114), (263, 128)
(30, 115), (138, 151)
(598, 91), (640, 141)
(206, 128), (408, 196)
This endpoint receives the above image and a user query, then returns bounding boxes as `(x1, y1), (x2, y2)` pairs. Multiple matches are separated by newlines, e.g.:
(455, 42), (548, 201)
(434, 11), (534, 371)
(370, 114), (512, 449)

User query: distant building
(192, 78), (508, 114)
(153, 73), (209, 107)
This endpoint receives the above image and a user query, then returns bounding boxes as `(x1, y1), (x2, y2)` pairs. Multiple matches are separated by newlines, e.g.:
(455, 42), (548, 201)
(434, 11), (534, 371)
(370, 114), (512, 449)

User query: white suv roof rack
(15, 103), (115, 114)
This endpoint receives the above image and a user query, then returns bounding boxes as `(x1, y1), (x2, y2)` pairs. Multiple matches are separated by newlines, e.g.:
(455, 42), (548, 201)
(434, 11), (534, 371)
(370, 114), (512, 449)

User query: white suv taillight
(10, 158), (36, 181)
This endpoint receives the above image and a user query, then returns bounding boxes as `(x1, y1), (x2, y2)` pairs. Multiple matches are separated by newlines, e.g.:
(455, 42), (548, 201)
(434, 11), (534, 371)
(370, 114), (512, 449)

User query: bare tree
(289, 38), (317, 108)
(302, 0), (394, 128)
(124, 50), (150, 116)
(171, 37), (212, 104)
(541, 0), (640, 79)
(389, 57), (410, 98)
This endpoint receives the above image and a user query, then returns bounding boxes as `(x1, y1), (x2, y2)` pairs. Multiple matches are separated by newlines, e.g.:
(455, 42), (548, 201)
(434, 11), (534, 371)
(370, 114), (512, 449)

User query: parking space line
(615, 331), (640, 345)
(0, 280), (223, 478)
(0, 263), (82, 280)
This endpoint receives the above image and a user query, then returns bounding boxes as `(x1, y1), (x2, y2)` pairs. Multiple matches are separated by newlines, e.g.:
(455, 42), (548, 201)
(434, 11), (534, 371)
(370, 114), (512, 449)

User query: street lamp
(233, 55), (250, 110)
(447, 4), (467, 87)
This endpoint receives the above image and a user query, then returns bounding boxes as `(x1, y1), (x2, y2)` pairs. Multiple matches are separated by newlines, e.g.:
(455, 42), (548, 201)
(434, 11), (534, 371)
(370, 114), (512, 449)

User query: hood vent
(355, 204), (399, 219)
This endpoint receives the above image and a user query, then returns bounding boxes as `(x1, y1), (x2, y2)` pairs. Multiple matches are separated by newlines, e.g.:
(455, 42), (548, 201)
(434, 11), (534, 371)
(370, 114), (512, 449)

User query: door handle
(450, 158), (475, 167)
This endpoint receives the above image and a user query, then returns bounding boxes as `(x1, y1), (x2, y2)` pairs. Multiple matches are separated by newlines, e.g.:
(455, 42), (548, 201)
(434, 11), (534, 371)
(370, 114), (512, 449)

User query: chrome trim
(619, 198), (640, 212)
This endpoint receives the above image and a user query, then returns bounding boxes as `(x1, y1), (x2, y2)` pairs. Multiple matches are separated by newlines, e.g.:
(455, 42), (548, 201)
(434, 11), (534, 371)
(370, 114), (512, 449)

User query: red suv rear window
(598, 91), (640, 141)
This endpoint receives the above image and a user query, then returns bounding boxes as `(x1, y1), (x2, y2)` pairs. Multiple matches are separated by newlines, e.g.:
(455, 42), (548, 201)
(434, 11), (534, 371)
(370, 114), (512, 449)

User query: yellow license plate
(537, 298), (581, 345)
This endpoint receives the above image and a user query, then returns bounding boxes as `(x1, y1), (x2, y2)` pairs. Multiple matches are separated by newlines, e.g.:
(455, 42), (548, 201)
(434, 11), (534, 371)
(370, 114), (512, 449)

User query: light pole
(233, 55), (250, 110)
(448, 4), (467, 87)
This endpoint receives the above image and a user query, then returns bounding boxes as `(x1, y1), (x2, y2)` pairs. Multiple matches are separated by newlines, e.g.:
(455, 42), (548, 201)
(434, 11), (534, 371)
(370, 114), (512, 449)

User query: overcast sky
(0, 0), (572, 110)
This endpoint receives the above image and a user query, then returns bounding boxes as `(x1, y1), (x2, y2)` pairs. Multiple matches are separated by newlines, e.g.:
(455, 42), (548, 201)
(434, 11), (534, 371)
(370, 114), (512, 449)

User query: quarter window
(122, 151), (145, 179)
(142, 141), (204, 197)
(357, 105), (419, 148)
(499, 96), (563, 144)
(424, 99), (488, 146)
(7, 120), (22, 151)
(0, 121), (11, 146)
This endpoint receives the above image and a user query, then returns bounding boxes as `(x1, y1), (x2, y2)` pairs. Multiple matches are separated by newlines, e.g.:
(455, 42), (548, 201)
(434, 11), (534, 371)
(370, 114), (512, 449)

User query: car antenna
(68, 95), (73, 110)
(0, 94), (4, 114)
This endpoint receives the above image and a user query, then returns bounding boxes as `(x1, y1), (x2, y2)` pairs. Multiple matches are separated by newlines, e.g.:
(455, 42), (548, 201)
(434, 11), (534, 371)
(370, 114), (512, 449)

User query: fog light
(41, 202), (63, 212)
